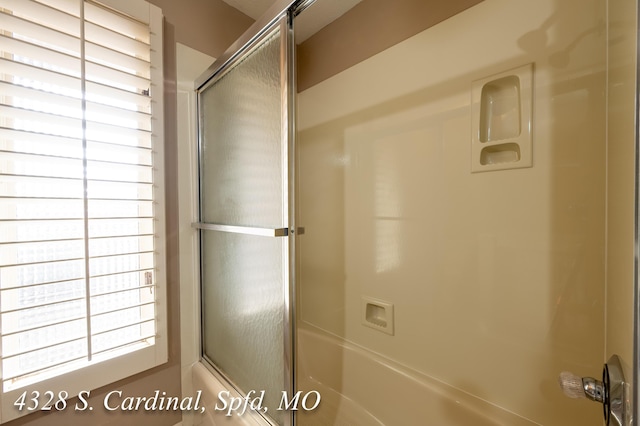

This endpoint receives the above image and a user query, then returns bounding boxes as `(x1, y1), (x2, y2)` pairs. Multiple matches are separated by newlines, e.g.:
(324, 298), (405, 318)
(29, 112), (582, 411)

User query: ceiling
(221, 0), (362, 41)
(221, 0), (276, 19)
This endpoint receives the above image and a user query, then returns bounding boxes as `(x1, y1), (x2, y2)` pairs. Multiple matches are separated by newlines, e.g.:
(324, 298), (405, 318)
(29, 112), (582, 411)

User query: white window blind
(0, 0), (166, 421)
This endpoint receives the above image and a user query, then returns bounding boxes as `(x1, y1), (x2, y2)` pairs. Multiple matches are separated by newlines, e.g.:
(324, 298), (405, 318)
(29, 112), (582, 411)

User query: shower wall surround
(295, 0), (627, 424)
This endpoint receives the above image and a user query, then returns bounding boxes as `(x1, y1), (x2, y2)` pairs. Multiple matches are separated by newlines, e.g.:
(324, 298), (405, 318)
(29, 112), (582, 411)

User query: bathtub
(189, 327), (536, 425)
(296, 326), (536, 426)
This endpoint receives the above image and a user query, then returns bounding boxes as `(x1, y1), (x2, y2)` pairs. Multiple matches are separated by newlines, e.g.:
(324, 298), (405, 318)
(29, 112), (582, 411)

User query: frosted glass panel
(199, 29), (284, 228)
(197, 18), (290, 426)
(201, 231), (285, 425)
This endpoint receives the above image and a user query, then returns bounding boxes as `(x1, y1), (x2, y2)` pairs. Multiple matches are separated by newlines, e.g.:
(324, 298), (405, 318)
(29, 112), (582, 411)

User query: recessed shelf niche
(471, 63), (533, 173)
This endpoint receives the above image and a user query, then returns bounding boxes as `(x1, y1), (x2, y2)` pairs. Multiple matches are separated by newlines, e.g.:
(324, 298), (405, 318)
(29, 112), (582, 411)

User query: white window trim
(176, 42), (210, 426)
(0, 0), (167, 422)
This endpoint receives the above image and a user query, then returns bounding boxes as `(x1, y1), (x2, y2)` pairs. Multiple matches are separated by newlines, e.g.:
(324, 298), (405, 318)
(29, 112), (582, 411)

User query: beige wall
(296, 0), (482, 91)
(297, 0), (614, 424)
(4, 2), (252, 426)
(150, 0), (253, 59)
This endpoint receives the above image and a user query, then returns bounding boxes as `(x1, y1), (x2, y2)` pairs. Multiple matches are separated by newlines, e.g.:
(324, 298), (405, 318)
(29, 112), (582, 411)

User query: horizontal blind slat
(0, 259), (85, 289)
(0, 220), (84, 243)
(0, 104), (83, 138)
(87, 175), (153, 186)
(85, 20), (149, 61)
(34, 0), (79, 17)
(89, 234), (154, 257)
(91, 305), (153, 334)
(2, 297), (86, 332)
(87, 180), (153, 200)
(91, 336), (153, 359)
(87, 141), (152, 166)
(91, 285), (154, 299)
(0, 149), (83, 163)
(87, 157), (152, 169)
(89, 266), (153, 280)
(91, 322), (155, 353)
(2, 295), (85, 315)
(90, 268), (153, 293)
(85, 80), (150, 113)
(0, 127), (82, 158)
(2, 317), (86, 347)
(89, 249), (153, 261)
(1, 314), (85, 338)
(0, 58), (81, 99)
(85, 2), (149, 42)
(88, 218), (153, 237)
(0, 236), (84, 245)
(0, 198), (85, 220)
(0, 10), (79, 56)
(88, 199), (153, 218)
(87, 0), (151, 25)
(85, 41), (150, 78)
(0, 34), (81, 78)
(0, 199), (154, 222)
(0, 239), (85, 267)
(0, 174), (85, 199)
(85, 120), (151, 147)
(1, 0), (80, 36)
(90, 303), (154, 322)
(1, 280), (85, 314)
(85, 60), (150, 92)
(0, 151), (84, 179)
(2, 348), (87, 381)
(89, 251), (154, 278)
(92, 318), (153, 338)
(3, 334), (86, 359)
(0, 80), (82, 121)
(86, 100), (151, 131)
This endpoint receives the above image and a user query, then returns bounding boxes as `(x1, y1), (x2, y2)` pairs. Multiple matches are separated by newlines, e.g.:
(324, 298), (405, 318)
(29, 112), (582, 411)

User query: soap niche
(471, 63), (533, 173)
(361, 296), (394, 335)
(479, 76), (521, 142)
(480, 142), (521, 165)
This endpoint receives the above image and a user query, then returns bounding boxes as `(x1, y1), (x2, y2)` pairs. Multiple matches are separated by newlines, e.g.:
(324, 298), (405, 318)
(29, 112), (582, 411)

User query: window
(0, 0), (166, 422)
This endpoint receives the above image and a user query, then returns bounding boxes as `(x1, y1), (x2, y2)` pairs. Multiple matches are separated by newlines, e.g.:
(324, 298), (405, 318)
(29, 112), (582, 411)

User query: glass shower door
(195, 13), (294, 426)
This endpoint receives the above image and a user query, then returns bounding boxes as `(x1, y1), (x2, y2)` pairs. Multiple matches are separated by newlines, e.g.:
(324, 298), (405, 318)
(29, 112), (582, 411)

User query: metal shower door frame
(635, 0), (640, 420)
(193, 1), (309, 424)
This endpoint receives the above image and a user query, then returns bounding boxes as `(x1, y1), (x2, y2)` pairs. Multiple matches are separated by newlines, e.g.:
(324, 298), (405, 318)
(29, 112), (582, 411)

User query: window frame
(0, 0), (167, 422)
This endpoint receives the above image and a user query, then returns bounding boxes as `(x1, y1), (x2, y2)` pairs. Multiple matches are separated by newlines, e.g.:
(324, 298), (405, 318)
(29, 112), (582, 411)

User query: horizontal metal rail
(192, 222), (288, 237)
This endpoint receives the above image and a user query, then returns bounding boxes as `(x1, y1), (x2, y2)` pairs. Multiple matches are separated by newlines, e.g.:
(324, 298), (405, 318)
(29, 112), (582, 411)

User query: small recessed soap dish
(361, 296), (394, 335)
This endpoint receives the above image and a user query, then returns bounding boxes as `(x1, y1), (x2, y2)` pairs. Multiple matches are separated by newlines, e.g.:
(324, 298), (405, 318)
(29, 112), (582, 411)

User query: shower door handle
(559, 354), (631, 426)
(192, 222), (289, 237)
